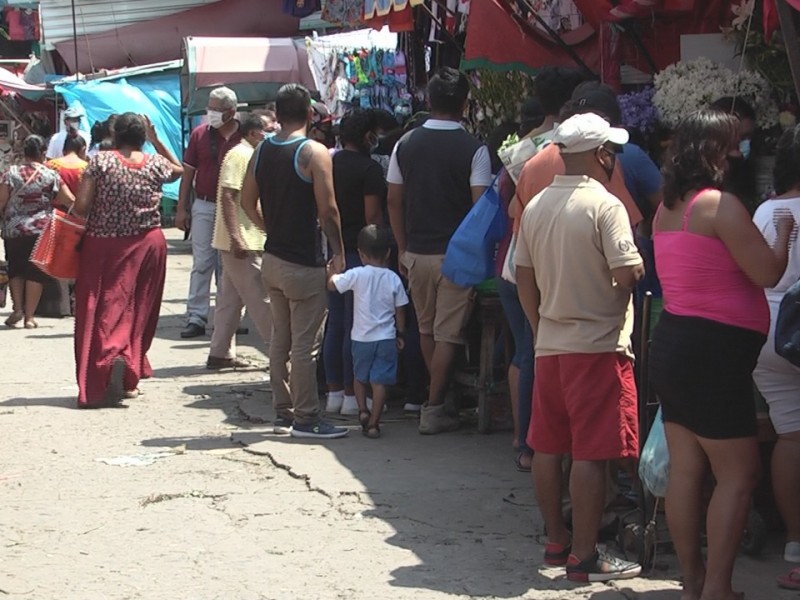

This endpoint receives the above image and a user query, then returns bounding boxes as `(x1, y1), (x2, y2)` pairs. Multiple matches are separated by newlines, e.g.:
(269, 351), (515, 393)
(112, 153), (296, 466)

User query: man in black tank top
(241, 84), (348, 440)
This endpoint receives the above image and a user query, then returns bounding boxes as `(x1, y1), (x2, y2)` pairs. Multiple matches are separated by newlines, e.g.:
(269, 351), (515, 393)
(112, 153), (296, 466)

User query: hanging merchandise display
(322, 0), (366, 25)
(308, 36), (414, 121)
(282, 0), (322, 18)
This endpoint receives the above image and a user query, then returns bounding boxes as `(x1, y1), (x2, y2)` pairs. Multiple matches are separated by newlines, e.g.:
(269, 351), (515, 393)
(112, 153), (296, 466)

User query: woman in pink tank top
(649, 109), (794, 600)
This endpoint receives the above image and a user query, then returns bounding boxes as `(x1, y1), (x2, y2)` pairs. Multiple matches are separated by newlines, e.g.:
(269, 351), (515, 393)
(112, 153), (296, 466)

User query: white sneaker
(340, 395), (359, 416)
(325, 391), (344, 413)
(785, 541), (800, 562)
(404, 403), (423, 413)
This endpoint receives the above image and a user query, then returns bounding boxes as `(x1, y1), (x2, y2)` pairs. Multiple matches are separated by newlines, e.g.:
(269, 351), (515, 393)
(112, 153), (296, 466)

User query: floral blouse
(85, 151), (173, 238)
(1, 163), (60, 239)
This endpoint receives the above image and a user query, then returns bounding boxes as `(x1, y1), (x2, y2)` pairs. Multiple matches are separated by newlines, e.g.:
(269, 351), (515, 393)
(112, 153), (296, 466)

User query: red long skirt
(74, 228), (166, 407)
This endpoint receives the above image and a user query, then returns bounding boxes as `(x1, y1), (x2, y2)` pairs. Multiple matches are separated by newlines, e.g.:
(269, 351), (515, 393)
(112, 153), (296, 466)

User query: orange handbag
(30, 209), (86, 280)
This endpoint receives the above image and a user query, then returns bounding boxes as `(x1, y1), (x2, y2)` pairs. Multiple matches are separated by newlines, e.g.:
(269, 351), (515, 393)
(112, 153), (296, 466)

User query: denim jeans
(496, 277), (535, 454)
(323, 251), (362, 388)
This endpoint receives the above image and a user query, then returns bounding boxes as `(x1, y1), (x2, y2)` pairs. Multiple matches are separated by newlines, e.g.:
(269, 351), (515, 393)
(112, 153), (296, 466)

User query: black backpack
(775, 279), (800, 367)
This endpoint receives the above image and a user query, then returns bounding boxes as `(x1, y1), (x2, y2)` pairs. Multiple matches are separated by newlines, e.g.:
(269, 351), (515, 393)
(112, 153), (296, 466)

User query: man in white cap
(46, 106), (91, 159)
(514, 112), (645, 583)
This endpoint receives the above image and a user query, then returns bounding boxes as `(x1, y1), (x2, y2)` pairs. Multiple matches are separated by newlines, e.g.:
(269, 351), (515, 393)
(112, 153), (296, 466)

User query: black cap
(572, 90), (622, 125)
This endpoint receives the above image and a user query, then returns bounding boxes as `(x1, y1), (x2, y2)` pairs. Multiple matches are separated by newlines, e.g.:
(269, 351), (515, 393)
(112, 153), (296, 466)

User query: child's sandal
(358, 410), (371, 432)
(363, 424), (381, 439)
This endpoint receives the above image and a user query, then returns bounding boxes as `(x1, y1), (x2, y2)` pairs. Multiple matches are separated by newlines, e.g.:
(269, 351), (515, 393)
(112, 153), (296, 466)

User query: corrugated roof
(39, 0), (221, 50)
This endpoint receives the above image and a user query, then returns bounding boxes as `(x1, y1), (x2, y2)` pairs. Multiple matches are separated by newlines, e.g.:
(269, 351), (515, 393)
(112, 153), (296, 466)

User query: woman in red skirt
(72, 113), (182, 408)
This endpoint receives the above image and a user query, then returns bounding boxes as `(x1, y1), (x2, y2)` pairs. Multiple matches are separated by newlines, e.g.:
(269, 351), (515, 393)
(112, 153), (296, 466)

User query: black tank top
(254, 136), (324, 268)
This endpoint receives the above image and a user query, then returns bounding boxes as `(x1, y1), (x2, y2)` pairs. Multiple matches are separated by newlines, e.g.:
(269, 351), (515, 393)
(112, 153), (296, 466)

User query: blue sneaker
(291, 420), (349, 439)
(273, 416), (293, 435)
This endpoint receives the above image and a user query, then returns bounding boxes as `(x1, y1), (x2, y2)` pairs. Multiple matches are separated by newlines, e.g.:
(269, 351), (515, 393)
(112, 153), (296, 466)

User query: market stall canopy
(0, 66), (48, 99)
(462, 0), (600, 75)
(181, 36), (316, 116)
(50, 0), (302, 74)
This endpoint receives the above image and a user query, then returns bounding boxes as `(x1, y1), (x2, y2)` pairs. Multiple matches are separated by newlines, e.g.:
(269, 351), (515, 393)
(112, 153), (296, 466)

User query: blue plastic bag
(442, 175), (507, 287)
(638, 407), (670, 498)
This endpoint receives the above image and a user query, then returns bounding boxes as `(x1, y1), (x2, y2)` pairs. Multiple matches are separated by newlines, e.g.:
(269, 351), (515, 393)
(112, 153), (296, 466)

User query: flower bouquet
(619, 87), (659, 134)
(653, 57), (778, 129)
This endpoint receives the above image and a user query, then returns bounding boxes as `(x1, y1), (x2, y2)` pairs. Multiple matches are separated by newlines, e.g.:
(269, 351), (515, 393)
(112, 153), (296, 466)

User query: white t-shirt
(385, 119), (492, 187)
(753, 196), (800, 307)
(47, 129), (91, 159)
(331, 265), (409, 342)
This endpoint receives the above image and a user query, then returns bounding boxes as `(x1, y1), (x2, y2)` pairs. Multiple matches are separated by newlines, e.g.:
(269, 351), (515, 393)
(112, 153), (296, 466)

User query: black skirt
(3, 235), (49, 284)
(649, 311), (766, 439)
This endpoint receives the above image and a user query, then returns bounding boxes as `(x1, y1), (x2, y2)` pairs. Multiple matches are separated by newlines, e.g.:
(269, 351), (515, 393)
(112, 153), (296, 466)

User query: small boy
(327, 225), (408, 438)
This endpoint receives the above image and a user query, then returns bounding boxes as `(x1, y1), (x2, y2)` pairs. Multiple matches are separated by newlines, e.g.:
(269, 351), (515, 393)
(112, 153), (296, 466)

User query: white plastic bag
(638, 407), (670, 498)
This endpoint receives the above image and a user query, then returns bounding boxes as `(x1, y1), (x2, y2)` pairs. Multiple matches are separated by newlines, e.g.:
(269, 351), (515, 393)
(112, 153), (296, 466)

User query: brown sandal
(4, 312), (23, 327)
(363, 424), (381, 439)
(358, 410), (371, 432)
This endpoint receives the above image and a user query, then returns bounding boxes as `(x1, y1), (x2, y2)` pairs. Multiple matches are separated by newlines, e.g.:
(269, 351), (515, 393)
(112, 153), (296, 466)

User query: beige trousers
(261, 253), (327, 425)
(209, 250), (273, 359)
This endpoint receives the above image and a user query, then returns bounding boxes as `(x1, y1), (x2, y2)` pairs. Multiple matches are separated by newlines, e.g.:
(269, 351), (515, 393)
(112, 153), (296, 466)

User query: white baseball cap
(553, 112), (629, 154)
(63, 106), (84, 119)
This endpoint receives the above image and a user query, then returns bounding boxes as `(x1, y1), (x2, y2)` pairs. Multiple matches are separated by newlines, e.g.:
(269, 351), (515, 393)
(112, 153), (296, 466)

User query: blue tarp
(55, 73), (182, 199)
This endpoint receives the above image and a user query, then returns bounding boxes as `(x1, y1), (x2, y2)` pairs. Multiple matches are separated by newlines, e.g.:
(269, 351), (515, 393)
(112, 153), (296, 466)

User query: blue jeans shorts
(352, 339), (398, 385)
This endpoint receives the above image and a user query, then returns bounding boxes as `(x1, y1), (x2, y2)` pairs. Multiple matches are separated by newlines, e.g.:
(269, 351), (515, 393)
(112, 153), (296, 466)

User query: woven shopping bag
(30, 209), (86, 280)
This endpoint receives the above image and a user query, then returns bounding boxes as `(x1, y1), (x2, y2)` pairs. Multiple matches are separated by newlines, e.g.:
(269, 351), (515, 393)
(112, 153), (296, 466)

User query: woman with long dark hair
(650, 109), (793, 600)
(73, 113), (182, 408)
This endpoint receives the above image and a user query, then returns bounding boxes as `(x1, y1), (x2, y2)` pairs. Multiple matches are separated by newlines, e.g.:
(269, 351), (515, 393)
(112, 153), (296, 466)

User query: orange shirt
(512, 143), (643, 232)
(46, 157), (88, 196)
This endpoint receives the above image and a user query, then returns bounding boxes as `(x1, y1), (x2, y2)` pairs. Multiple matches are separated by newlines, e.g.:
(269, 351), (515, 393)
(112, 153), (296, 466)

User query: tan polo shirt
(514, 175), (643, 358)
(212, 139), (266, 252)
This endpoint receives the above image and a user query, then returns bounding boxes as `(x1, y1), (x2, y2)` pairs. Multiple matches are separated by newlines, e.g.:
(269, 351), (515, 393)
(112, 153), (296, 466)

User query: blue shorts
(352, 339), (398, 385)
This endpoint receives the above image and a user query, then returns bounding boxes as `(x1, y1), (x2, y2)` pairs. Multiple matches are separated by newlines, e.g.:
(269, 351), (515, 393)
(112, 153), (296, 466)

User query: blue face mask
(739, 139), (752, 160)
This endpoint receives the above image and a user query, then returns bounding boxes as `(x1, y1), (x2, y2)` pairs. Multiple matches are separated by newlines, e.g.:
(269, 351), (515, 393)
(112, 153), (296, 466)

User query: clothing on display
(282, 0), (321, 18)
(308, 44), (413, 120)
(4, 8), (40, 41)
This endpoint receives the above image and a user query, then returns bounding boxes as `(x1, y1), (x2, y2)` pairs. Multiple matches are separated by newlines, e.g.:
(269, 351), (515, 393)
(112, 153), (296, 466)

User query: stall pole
(71, 0), (79, 80)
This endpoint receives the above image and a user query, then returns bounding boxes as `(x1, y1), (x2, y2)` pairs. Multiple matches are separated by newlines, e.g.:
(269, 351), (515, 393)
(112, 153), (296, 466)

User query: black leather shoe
(180, 323), (206, 339)
(206, 356), (251, 370)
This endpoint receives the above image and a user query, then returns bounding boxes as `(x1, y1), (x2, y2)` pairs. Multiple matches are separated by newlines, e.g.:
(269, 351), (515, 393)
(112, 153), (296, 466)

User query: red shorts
(527, 353), (639, 461)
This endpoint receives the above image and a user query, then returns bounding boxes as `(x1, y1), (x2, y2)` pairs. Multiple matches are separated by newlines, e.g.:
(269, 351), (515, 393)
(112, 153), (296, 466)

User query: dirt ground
(1, 230), (797, 600)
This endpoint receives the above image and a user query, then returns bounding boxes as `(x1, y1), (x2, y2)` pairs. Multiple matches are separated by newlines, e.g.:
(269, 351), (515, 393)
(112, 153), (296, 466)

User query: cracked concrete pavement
(0, 230), (796, 600)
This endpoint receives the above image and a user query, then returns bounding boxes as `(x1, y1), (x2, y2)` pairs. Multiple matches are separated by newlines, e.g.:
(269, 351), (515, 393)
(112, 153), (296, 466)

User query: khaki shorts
(401, 251), (475, 345)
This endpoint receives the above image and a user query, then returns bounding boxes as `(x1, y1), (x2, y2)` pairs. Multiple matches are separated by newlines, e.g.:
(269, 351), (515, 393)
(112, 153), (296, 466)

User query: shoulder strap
(682, 187), (715, 231)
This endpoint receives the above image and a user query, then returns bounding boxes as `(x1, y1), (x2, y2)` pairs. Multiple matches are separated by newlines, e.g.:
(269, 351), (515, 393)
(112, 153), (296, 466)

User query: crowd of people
(1, 64), (799, 593)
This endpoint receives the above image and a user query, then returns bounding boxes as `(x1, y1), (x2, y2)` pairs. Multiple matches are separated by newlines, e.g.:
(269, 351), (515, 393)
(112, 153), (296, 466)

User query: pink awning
(188, 37), (314, 89)
(53, 0), (301, 73)
(0, 67), (46, 94)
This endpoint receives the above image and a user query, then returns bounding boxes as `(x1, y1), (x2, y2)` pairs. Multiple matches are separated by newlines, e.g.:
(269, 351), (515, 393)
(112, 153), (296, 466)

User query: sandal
(4, 312), (23, 328)
(358, 410), (371, 432)
(778, 567), (800, 590)
(363, 424), (381, 439)
(514, 451), (532, 472)
(24, 319), (38, 329)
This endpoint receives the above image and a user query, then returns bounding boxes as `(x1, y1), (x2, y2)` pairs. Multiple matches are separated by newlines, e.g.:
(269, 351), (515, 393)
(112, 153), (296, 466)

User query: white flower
(731, 0), (755, 31)
(653, 57), (778, 128)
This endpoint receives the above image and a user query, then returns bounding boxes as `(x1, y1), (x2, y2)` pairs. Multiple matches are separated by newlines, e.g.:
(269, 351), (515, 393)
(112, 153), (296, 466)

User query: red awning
(463, 0), (600, 74)
(54, 0), (302, 74)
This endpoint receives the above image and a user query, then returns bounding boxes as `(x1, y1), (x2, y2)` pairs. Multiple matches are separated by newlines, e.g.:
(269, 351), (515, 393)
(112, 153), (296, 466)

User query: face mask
(739, 139), (751, 160)
(206, 110), (225, 129)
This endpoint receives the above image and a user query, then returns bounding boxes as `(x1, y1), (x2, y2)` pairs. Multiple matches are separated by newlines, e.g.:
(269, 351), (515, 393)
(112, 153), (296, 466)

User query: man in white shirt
(387, 67), (492, 435)
(47, 106), (91, 160)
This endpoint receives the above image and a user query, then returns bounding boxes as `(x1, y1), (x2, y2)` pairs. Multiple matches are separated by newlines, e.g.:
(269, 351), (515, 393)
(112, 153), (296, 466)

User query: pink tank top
(653, 190), (769, 334)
